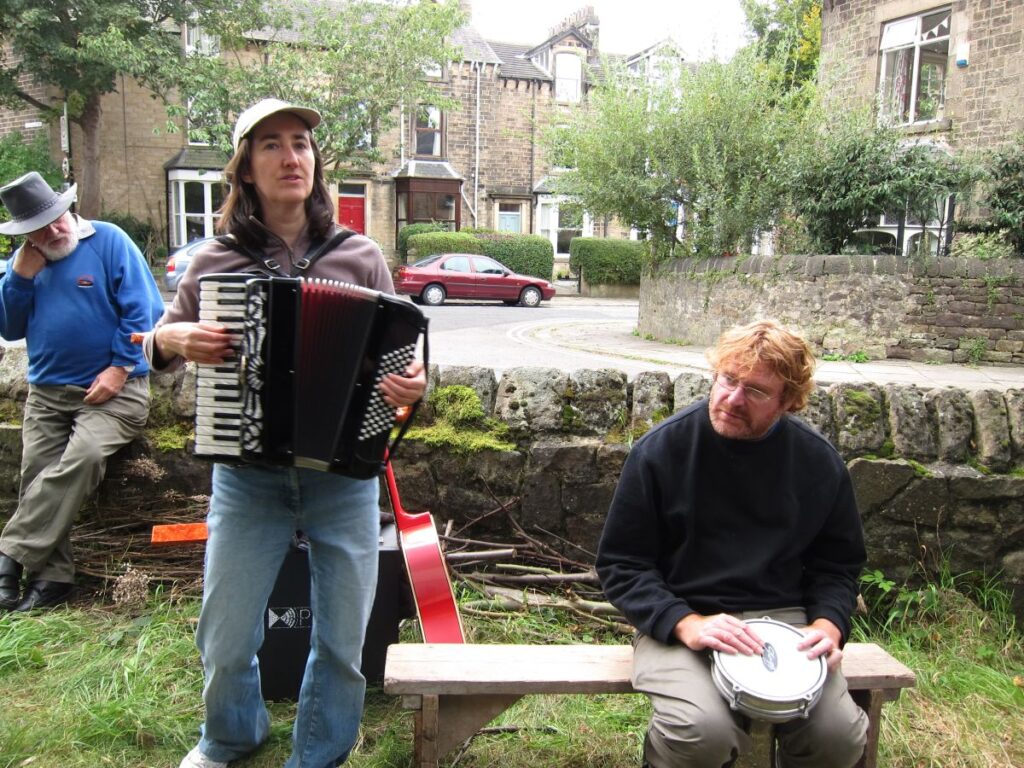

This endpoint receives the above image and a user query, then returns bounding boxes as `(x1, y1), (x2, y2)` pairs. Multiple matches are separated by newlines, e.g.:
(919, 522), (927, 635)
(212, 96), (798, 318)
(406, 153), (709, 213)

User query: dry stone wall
(0, 348), (1021, 620)
(641, 255), (1024, 364)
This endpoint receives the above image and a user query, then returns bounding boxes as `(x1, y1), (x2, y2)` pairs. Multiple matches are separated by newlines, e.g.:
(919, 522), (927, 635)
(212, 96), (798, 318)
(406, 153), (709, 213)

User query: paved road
(7, 291), (1021, 391)
(421, 295), (1024, 391)
(420, 297), (655, 377)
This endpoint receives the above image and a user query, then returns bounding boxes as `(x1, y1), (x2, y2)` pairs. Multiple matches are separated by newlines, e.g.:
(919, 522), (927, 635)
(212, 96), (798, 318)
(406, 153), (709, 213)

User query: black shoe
(0, 554), (23, 611)
(14, 579), (73, 611)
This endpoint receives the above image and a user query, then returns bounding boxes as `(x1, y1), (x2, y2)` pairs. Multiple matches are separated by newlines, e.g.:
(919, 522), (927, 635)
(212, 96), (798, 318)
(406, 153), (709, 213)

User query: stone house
(819, 0), (1024, 254)
(1, 5), (647, 268)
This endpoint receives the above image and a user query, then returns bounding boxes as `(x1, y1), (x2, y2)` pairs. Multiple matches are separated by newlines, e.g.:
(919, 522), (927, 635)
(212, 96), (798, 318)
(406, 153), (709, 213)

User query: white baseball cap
(232, 98), (322, 151)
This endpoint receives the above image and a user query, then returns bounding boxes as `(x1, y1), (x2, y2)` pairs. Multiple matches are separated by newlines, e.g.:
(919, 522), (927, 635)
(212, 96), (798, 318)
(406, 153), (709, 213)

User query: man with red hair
(597, 319), (868, 768)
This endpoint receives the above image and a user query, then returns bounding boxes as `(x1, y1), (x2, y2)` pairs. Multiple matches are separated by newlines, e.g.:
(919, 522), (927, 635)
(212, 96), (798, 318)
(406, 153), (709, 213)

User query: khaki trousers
(633, 608), (867, 768)
(0, 378), (149, 582)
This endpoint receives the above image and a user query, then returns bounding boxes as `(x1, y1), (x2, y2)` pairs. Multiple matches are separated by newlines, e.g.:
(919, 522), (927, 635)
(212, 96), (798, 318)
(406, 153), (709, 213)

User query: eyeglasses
(714, 372), (778, 403)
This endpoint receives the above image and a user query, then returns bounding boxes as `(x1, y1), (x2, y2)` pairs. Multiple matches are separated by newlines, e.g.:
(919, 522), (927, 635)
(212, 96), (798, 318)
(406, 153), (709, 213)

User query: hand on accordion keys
(153, 321), (237, 365)
(377, 359), (426, 407)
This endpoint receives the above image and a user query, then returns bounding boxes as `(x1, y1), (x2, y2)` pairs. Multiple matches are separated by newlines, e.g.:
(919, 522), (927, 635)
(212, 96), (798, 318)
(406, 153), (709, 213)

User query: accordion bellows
(194, 273), (427, 479)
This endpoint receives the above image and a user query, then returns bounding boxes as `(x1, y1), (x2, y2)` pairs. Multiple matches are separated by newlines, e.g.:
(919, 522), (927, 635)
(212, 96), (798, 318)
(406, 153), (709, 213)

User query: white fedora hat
(232, 98), (322, 152)
(0, 172), (77, 236)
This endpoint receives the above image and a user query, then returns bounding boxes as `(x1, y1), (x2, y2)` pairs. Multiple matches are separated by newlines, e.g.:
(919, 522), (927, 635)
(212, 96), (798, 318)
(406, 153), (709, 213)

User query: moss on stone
(406, 385), (516, 454)
(404, 421), (516, 455)
(561, 404), (584, 430)
(429, 385), (486, 427)
(0, 399), (22, 425)
(840, 389), (881, 435)
(905, 458), (932, 478)
(146, 422), (193, 453)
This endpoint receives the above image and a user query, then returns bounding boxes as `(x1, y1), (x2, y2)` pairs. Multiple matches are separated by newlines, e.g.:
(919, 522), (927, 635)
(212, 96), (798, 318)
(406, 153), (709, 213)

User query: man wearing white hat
(0, 171), (164, 612)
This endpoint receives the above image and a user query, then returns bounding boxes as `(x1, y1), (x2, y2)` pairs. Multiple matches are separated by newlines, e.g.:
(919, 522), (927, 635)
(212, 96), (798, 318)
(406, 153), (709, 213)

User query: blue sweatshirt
(0, 217), (164, 386)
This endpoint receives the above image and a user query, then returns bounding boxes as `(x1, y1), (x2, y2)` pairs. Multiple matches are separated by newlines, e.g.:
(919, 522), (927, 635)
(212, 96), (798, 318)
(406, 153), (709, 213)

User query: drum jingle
(711, 617), (827, 723)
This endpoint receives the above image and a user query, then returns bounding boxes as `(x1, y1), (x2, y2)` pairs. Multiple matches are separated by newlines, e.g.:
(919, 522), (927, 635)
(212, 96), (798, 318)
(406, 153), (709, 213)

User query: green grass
(854, 567), (1024, 767)
(1, 572), (1021, 768)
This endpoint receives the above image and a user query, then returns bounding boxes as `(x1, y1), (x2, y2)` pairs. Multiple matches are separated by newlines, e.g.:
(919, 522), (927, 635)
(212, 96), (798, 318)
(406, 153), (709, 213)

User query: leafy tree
(895, 144), (980, 258)
(741, 0), (822, 91)
(0, 0), (269, 217)
(787, 106), (978, 256)
(786, 108), (903, 253)
(0, 0), (463, 217)
(554, 48), (800, 259)
(93, 0), (465, 175)
(982, 135), (1024, 255)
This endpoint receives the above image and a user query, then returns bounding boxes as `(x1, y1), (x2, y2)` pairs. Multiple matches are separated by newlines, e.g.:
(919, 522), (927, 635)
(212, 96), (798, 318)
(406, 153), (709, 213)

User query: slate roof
(163, 146), (229, 171)
(452, 25), (502, 65)
(486, 40), (552, 81)
(392, 160), (464, 180)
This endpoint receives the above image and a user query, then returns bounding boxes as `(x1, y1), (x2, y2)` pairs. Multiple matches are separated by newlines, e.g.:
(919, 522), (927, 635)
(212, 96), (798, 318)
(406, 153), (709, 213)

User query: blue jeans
(194, 463), (380, 767)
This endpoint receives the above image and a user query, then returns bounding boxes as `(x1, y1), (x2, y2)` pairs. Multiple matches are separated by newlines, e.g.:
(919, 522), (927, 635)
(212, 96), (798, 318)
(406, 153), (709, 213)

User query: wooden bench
(383, 642), (916, 768)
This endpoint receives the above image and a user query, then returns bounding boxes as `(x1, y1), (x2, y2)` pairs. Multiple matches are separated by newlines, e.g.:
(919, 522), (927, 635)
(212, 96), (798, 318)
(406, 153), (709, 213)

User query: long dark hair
(216, 129), (335, 250)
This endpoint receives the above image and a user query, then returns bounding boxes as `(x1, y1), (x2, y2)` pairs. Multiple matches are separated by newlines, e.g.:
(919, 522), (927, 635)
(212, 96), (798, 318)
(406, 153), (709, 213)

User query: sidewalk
(537, 301), (1024, 391)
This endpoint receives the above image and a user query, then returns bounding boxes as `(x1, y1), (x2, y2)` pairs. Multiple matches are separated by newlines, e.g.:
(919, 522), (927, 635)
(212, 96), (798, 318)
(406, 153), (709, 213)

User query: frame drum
(711, 617), (827, 723)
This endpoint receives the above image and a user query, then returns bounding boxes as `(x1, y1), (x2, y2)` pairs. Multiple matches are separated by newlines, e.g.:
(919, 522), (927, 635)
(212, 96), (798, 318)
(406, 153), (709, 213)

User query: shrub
(407, 231), (555, 280)
(569, 237), (645, 284)
(398, 222), (448, 262)
(407, 231), (483, 260)
(101, 210), (157, 262)
(949, 230), (1015, 260)
(982, 135), (1024, 255)
(476, 233), (553, 279)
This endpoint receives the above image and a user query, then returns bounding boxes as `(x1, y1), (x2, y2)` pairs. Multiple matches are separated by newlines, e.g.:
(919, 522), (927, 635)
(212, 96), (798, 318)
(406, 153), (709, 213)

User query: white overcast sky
(468, 0), (751, 60)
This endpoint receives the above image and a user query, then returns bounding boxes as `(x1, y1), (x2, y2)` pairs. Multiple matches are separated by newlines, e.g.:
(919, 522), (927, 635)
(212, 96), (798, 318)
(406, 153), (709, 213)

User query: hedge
(397, 222), (449, 262)
(407, 231), (484, 261)
(408, 231), (554, 280)
(568, 237), (645, 285)
(476, 233), (553, 279)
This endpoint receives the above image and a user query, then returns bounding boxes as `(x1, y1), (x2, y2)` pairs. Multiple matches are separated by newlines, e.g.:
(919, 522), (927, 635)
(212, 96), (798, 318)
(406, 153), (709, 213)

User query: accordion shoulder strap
(216, 228), (356, 277)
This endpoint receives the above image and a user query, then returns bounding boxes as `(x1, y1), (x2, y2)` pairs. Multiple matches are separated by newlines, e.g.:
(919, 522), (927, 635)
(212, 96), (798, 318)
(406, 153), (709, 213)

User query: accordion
(194, 273), (428, 479)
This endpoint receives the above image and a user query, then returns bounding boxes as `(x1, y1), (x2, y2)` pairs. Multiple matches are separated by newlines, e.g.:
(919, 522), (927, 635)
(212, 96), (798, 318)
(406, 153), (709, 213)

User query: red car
(394, 253), (556, 307)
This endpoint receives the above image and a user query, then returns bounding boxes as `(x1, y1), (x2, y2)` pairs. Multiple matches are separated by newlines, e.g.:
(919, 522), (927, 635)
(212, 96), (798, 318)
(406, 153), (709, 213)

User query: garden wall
(640, 255), (1024, 364)
(0, 348), (1021, 620)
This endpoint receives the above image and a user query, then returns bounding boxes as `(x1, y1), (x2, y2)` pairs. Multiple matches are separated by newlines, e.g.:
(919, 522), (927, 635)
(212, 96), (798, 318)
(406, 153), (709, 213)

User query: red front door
(338, 192), (366, 234)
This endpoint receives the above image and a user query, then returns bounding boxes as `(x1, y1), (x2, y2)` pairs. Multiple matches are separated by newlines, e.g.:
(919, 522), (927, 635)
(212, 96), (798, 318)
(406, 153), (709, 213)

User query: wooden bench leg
(851, 688), (901, 768)
(414, 695), (439, 768)
(404, 692), (523, 767)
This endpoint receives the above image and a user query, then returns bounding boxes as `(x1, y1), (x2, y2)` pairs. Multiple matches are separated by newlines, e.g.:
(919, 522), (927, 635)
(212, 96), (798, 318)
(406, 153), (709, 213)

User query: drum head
(713, 618), (826, 704)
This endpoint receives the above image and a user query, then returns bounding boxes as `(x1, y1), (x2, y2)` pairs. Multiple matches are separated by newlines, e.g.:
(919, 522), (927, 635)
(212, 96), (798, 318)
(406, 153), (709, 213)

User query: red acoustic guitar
(384, 459), (465, 644)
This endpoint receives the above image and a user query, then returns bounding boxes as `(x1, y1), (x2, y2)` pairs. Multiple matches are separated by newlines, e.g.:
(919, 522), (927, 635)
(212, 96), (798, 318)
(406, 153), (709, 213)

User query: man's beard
(32, 227), (80, 261)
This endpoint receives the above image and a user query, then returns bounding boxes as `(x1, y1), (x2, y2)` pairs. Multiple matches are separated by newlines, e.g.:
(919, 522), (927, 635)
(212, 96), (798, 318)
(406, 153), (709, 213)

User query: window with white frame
(497, 202), (523, 233)
(185, 22), (219, 57)
(413, 106), (443, 157)
(537, 197), (592, 255)
(168, 170), (225, 248)
(878, 7), (950, 125)
(555, 52), (582, 103)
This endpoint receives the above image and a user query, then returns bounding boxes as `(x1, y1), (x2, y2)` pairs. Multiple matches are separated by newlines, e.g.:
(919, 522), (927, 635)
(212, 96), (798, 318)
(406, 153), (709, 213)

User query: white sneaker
(178, 747), (228, 768)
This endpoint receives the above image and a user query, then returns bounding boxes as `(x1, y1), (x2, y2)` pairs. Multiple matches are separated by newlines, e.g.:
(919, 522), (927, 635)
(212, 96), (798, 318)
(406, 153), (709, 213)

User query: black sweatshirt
(595, 399), (865, 646)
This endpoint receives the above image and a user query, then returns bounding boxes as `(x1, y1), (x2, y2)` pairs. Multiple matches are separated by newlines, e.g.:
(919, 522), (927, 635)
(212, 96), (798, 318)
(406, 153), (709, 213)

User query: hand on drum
(797, 618), (844, 670)
(154, 321), (235, 365)
(674, 613), (764, 656)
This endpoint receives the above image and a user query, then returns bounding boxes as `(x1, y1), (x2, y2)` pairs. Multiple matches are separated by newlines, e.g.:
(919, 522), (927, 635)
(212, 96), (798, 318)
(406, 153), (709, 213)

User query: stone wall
(640, 254), (1024, 364)
(0, 347), (1021, 620)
